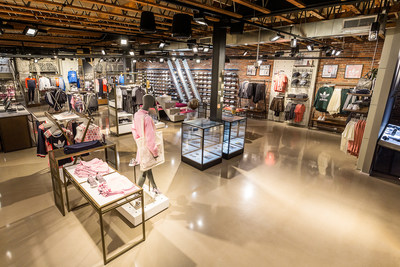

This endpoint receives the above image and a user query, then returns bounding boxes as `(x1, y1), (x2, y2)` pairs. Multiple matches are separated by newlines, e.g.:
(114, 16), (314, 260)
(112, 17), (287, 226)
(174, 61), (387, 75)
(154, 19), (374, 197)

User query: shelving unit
(146, 69), (178, 100)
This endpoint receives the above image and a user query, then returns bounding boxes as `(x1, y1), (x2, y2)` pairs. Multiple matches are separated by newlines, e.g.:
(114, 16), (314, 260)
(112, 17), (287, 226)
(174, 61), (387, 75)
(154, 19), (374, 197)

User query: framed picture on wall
(259, 65), (271, 76)
(322, 64), (338, 78)
(345, 64), (363, 79)
(246, 65), (257, 76)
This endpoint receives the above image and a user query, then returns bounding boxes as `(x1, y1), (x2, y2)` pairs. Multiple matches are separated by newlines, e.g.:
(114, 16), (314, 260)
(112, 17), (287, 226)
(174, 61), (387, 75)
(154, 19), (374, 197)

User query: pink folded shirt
(74, 158), (109, 178)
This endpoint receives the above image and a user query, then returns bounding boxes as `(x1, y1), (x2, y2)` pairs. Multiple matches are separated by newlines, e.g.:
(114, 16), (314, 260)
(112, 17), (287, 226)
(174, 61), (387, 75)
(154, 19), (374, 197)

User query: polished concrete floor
(1, 108), (400, 266)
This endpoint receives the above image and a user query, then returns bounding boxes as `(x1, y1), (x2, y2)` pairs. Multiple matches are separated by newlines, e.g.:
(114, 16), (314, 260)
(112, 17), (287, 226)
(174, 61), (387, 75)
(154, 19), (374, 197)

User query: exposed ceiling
(0, 0), (397, 57)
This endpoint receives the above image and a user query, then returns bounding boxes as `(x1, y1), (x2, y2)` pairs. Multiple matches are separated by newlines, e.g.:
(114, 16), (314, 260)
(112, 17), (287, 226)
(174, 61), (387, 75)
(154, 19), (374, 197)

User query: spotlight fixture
(133, 59), (137, 63)
(271, 33), (284, 42)
(129, 50), (135, 56)
(101, 49), (106, 55)
(369, 22), (380, 41)
(160, 58), (164, 63)
(307, 44), (314, 51)
(158, 41), (169, 49)
(193, 12), (208, 26)
(335, 50), (342, 56)
(192, 46), (198, 53)
(290, 38), (298, 48)
(172, 56), (176, 61)
(23, 26), (38, 37)
(203, 46), (209, 52)
(243, 50), (248, 56)
(34, 59), (38, 63)
(120, 37), (128, 46)
(196, 58), (201, 63)
(257, 59), (262, 66)
(331, 49), (336, 55)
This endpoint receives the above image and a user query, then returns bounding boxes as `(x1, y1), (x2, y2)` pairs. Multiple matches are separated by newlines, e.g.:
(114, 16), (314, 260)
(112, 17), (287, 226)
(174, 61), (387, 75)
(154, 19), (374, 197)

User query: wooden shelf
(347, 93), (372, 97)
(343, 107), (369, 114)
(287, 97), (309, 101)
(311, 118), (347, 126)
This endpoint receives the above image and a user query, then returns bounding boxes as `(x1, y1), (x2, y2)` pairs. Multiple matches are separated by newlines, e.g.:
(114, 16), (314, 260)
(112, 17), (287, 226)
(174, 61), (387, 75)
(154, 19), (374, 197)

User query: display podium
(222, 115), (247, 159)
(181, 118), (223, 170)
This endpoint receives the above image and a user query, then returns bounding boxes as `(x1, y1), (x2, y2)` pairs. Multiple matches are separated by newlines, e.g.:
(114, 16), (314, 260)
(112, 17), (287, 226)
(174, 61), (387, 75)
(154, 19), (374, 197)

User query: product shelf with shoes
(63, 163), (145, 265)
(222, 115), (247, 159)
(181, 118), (224, 170)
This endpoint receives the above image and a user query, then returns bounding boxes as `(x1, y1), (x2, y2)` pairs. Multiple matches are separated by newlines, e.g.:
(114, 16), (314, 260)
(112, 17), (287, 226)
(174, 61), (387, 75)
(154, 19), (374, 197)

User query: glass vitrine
(181, 119), (223, 170)
(222, 115), (247, 159)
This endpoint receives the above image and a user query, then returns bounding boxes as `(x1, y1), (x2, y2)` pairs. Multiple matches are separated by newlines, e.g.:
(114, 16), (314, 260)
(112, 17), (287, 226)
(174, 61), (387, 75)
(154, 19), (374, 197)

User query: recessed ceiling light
(121, 38), (128, 45)
(23, 26), (38, 37)
(129, 51), (135, 56)
(203, 47), (209, 52)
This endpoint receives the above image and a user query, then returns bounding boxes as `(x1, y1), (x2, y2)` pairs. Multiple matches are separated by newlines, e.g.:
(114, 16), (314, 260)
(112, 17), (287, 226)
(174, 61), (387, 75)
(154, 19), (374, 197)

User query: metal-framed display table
(222, 115), (247, 159)
(181, 118), (223, 170)
(48, 141), (117, 216)
(63, 165), (145, 265)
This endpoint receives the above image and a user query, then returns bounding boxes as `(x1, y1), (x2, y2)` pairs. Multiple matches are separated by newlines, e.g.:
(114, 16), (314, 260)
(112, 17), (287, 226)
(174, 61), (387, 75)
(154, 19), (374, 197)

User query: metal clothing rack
(239, 79), (270, 119)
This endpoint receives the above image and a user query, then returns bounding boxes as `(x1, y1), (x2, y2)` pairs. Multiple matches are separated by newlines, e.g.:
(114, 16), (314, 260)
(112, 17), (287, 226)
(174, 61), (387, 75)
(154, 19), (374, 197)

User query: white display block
(155, 121), (166, 129)
(117, 184), (169, 226)
(118, 123), (132, 134)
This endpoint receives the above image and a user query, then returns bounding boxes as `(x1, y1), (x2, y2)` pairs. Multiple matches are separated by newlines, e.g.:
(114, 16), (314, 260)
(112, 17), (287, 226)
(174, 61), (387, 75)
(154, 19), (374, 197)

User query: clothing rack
(239, 79), (270, 119)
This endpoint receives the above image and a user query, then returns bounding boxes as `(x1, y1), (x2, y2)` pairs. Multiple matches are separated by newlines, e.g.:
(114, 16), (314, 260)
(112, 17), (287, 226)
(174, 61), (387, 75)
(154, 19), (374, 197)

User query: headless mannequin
(137, 94), (161, 194)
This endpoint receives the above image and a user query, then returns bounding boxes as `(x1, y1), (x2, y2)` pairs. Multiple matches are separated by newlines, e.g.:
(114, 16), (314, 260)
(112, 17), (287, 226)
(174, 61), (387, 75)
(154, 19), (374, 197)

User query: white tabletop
(64, 164), (117, 184)
(53, 112), (80, 121)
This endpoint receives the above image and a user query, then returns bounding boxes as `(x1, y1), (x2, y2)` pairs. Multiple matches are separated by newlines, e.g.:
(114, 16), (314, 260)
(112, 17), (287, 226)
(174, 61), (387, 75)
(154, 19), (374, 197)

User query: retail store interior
(1, 0), (400, 266)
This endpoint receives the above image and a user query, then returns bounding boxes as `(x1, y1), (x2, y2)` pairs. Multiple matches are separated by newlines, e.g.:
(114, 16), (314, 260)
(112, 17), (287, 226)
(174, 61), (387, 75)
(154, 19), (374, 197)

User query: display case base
(182, 156), (222, 171)
(222, 148), (244, 159)
(117, 184), (169, 226)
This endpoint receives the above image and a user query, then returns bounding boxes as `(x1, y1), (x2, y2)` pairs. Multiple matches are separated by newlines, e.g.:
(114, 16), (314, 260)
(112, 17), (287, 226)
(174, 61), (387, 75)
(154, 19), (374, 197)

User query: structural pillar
(357, 20), (400, 172)
(210, 24), (226, 121)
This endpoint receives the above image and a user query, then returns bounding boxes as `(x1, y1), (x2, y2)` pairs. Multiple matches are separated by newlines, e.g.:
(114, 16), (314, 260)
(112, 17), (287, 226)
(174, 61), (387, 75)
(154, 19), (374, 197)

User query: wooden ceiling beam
(285, 0), (306, 9)
(0, 2), (171, 31)
(116, 0), (191, 15)
(173, 0), (242, 18)
(309, 10), (326, 20)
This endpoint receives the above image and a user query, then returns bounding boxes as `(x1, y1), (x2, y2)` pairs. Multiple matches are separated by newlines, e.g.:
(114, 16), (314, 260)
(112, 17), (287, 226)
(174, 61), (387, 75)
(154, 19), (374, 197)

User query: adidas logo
(53, 140), (65, 148)
(319, 92), (330, 101)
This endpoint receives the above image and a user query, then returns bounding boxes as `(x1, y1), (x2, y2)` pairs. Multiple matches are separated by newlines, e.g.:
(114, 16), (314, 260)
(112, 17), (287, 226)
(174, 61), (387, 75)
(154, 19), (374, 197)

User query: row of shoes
(317, 116), (326, 121)
(87, 173), (106, 188)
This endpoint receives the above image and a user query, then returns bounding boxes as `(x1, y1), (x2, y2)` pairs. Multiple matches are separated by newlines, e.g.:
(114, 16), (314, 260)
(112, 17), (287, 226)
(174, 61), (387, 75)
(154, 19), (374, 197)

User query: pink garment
(74, 158), (109, 178)
(131, 109), (158, 163)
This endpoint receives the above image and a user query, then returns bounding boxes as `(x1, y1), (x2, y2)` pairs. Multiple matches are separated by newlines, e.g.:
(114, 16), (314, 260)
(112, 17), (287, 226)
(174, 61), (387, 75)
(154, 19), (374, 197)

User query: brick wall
(316, 40), (383, 86)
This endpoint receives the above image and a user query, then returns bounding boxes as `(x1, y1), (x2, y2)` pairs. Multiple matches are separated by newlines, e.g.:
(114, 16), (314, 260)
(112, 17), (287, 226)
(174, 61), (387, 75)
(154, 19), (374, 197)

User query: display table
(0, 105), (33, 152)
(48, 141), (117, 216)
(222, 115), (247, 159)
(181, 119), (223, 170)
(63, 166), (145, 265)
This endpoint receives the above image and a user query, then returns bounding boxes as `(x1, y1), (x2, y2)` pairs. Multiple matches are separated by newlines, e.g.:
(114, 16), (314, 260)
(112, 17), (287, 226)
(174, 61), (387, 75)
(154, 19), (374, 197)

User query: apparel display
(270, 96), (285, 116)
(68, 70), (78, 83)
(74, 158), (110, 178)
(273, 72), (288, 92)
(341, 119), (366, 157)
(25, 77), (36, 102)
(313, 86), (334, 112)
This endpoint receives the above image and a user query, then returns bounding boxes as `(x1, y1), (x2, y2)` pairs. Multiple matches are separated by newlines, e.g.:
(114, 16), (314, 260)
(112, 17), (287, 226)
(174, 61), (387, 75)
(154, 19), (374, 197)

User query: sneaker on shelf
(153, 188), (162, 195)
(321, 116), (326, 121)
(129, 158), (138, 167)
(87, 176), (98, 188)
(317, 116), (322, 121)
(134, 200), (141, 208)
(96, 173), (106, 183)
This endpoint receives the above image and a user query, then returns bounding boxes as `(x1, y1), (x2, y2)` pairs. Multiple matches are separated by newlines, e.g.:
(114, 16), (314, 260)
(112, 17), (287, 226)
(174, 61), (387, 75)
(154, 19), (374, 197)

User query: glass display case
(222, 115), (247, 159)
(379, 124), (400, 150)
(181, 119), (223, 170)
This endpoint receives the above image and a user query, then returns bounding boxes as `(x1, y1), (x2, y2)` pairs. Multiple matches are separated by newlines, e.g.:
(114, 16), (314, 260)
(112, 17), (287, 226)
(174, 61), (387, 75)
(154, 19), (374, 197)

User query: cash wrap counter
(0, 105), (34, 152)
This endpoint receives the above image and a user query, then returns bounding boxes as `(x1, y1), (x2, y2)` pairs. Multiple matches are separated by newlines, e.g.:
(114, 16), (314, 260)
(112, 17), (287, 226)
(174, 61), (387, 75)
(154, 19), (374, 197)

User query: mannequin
(25, 74), (36, 105)
(131, 94), (161, 195)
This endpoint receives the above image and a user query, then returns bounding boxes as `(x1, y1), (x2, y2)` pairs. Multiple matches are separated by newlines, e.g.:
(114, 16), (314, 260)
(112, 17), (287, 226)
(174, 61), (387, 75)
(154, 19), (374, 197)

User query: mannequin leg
(147, 169), (158, 189)
(138, 171), (147, 187)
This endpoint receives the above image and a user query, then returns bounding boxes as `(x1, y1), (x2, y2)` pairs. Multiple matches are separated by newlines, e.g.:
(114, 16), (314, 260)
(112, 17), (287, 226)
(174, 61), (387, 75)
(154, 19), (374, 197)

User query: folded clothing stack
(74, 158), (110, 178)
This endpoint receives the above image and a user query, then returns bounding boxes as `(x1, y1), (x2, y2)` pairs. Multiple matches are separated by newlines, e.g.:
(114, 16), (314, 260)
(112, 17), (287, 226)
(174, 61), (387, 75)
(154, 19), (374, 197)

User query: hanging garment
(253, 83), (266, 104)
(341, 120), (356, 153)
(326, 88), (342, 115)
(135, 88), (145, 105)
(44, 128), (73, 166)
(340, 89), (351, 113)
(102, 78), (108, 93)
(347, 120), (366, 157)
(74, 124), (102, 143)
(68, 71), (78, 83)
(238, 81), (250, 98)
(284, 102), (297, 121)
(118, 74), (125, 84)
(313, 86), (334, 112)
(294, 104), (306, 123)
(97, 79), (104, 97)
(36, 122), (47, 158)
(273, 73), (288, 92)
(50, 78), (57, 87)
(270, 97), (285, 116)
(39, 77), (51, 91)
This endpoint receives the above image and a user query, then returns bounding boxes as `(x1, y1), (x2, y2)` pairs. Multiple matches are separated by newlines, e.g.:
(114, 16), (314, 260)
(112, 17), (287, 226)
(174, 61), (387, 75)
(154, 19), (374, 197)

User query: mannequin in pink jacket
(131, 94), (161, 194)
